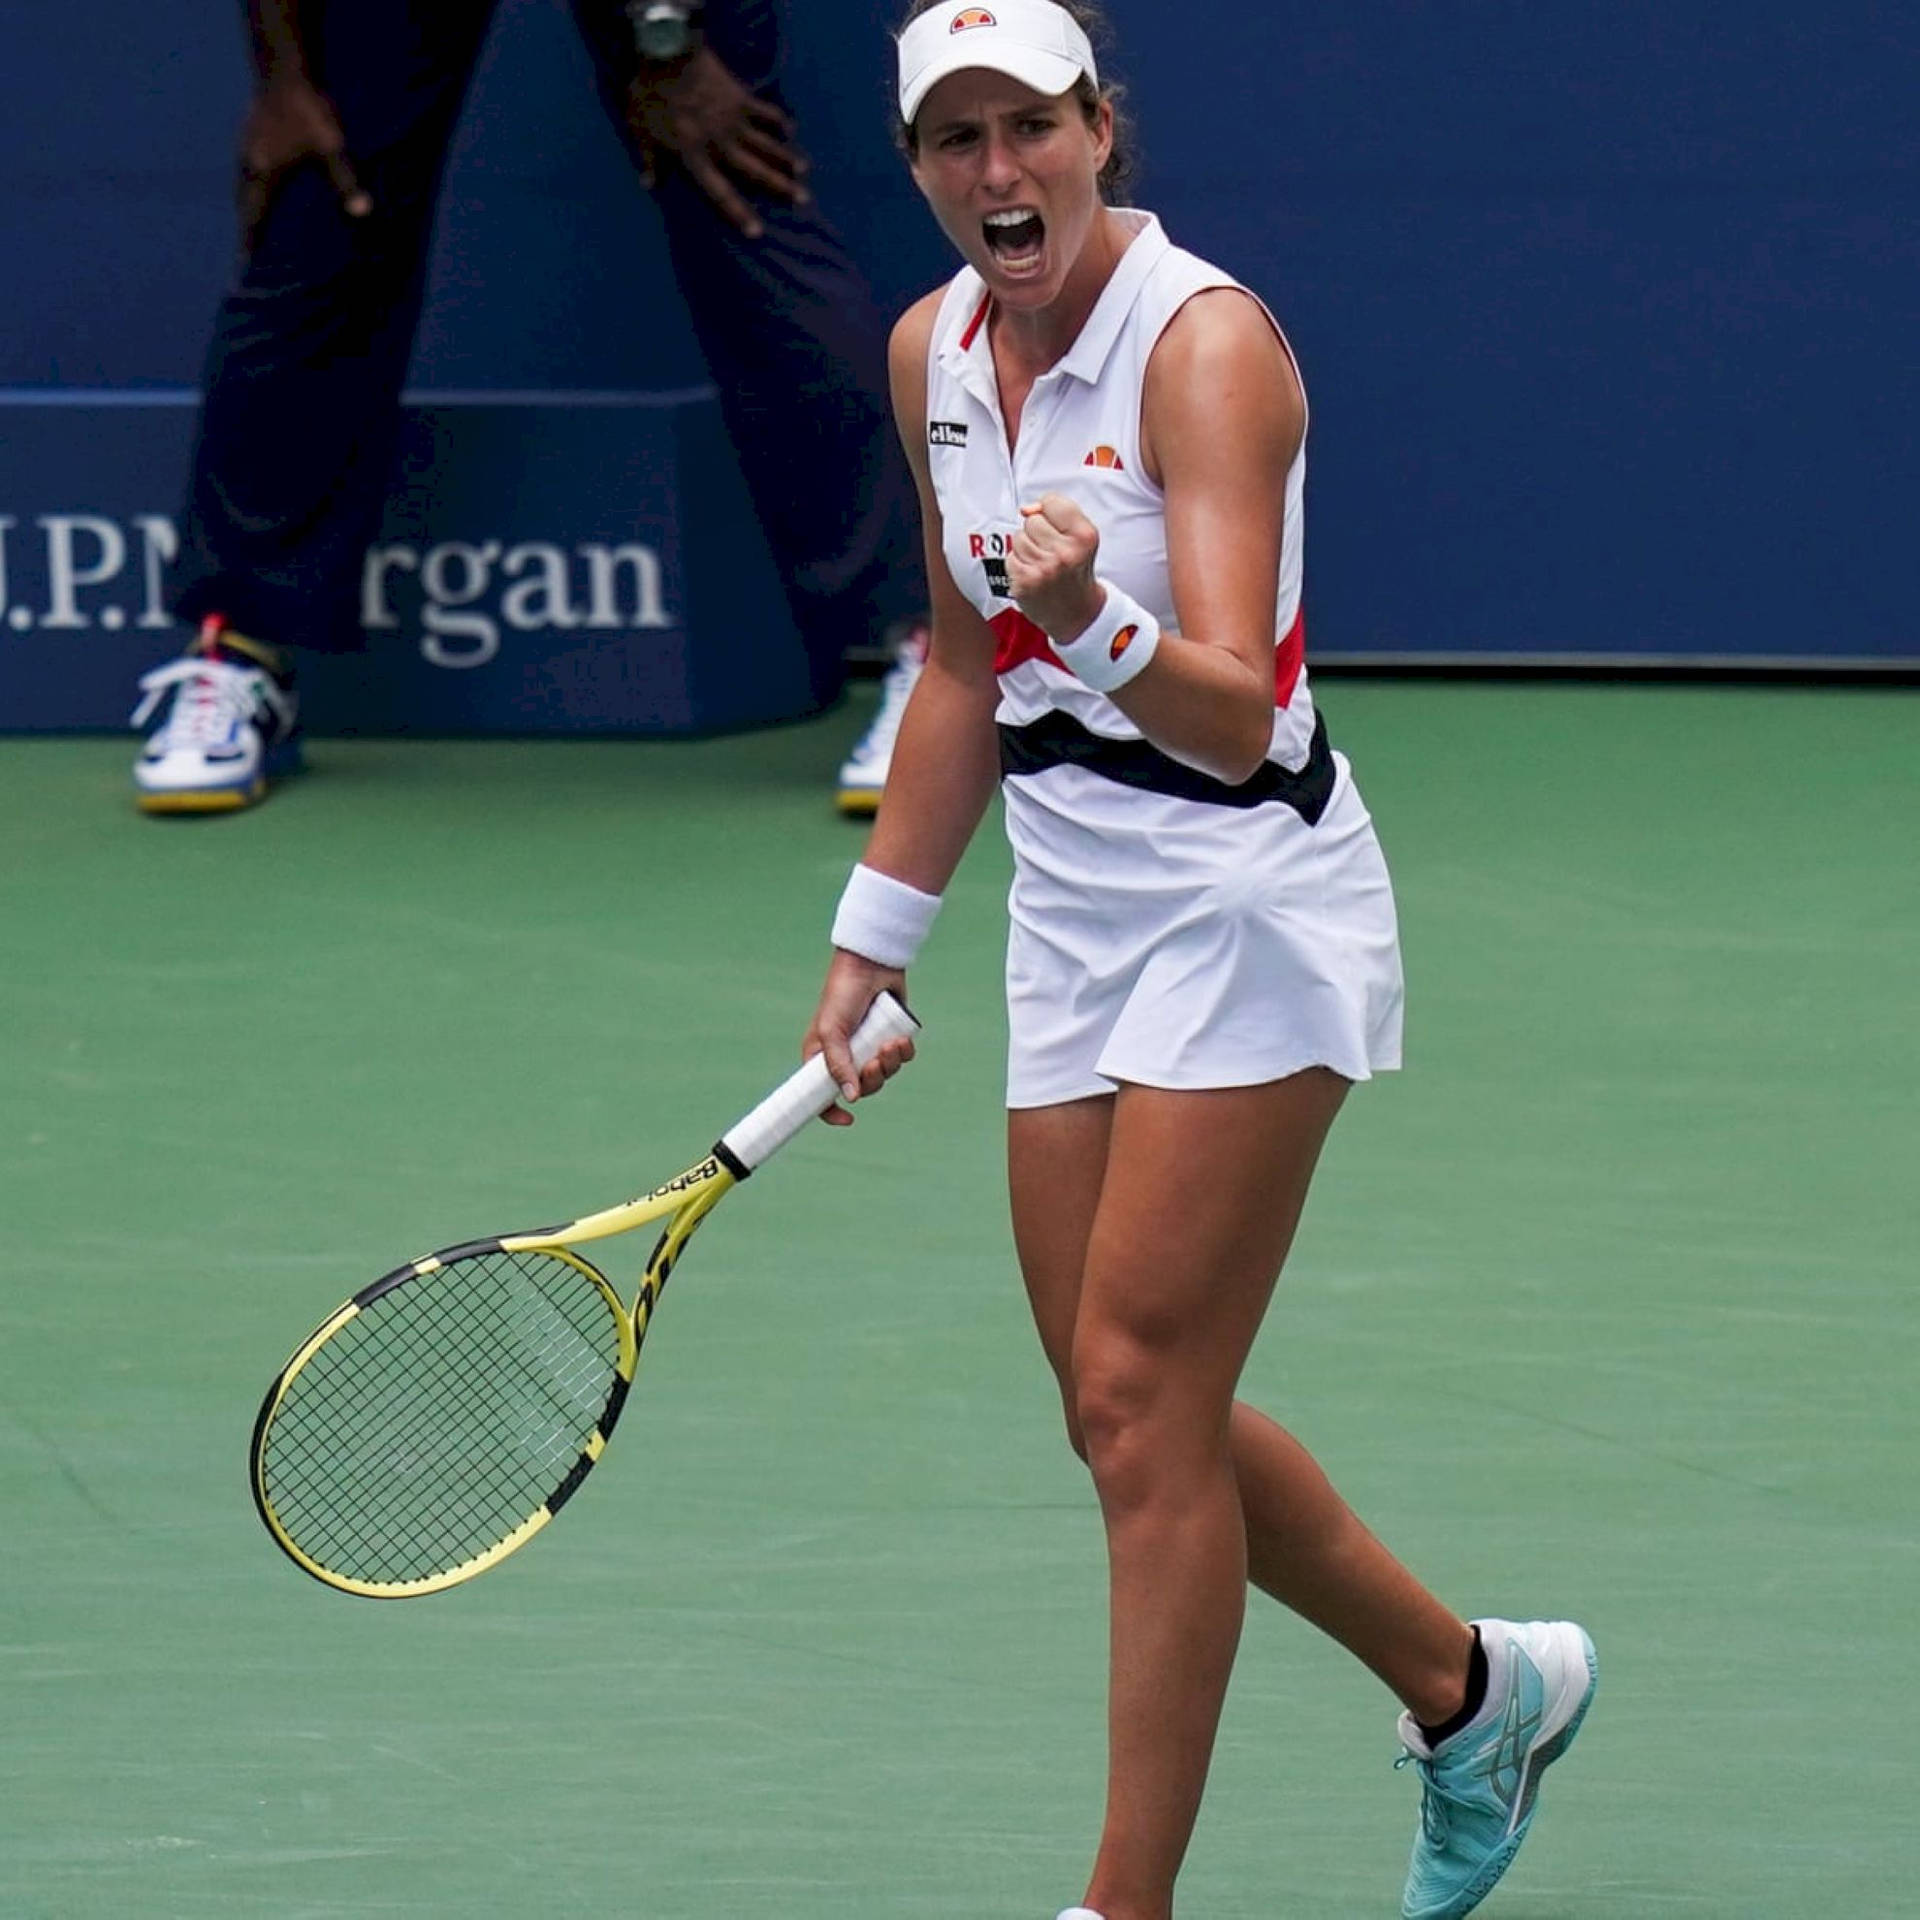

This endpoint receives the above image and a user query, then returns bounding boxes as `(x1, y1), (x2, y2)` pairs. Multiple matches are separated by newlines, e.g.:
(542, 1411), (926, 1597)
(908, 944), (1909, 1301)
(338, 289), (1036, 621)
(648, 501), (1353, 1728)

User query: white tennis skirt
(1002, 749), (1405, 1108)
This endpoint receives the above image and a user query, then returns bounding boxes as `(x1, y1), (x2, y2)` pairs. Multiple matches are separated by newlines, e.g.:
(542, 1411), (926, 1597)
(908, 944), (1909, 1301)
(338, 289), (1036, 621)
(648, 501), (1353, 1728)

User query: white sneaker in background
(132, 618), (300, 815)
(835, 621), (928, 817)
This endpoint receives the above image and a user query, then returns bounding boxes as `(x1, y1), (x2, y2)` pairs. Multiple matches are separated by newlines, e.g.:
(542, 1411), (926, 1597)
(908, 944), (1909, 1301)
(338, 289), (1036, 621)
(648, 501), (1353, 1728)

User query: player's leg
(1069, 1073), (1354, 1918)
(1010, 1087), (1472, 1717)
(1010, 1075), (1469, 1919)
(1006, 1092), (1113, 1452)
(1232, 1406), (1475, 1721)
(1013, 1074), (1356, 1916)
(1011, 1084), (1594, 1920)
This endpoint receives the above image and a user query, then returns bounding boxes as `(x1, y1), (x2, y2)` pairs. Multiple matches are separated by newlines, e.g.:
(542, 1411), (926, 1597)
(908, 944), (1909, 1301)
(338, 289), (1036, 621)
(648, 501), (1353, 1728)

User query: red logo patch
(1109, 623), (1138, 662)
(1083, 445), (1125, 470)
(950, 7), (997, 29)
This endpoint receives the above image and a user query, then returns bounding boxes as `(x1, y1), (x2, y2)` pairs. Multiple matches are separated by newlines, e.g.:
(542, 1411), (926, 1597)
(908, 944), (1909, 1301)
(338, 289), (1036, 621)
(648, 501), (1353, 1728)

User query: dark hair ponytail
(894, 0), (1138, 199)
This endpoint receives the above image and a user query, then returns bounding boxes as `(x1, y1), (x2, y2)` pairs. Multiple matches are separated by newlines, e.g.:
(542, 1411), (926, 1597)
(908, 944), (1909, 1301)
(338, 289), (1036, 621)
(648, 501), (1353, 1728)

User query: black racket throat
(347, 1140), (741, 1314)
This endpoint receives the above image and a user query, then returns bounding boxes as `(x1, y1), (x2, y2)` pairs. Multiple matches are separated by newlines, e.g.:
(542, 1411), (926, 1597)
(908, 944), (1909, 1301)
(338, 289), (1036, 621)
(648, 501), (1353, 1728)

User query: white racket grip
(718, 992), (920, 1173)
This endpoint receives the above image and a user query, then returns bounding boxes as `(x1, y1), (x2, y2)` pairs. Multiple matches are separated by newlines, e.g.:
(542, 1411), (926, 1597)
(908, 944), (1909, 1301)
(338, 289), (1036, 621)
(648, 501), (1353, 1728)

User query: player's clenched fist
(1009, 492), (1105, 644)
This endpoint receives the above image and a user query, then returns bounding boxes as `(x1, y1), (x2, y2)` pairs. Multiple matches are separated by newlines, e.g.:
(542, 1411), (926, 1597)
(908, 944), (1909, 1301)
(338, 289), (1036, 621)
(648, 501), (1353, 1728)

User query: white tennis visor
(897, 0), (1098, 126)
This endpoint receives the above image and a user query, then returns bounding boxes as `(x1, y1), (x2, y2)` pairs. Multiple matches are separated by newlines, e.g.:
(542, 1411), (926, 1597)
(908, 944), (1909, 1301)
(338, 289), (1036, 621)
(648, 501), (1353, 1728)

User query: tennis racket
(250, 992), (918, 1599)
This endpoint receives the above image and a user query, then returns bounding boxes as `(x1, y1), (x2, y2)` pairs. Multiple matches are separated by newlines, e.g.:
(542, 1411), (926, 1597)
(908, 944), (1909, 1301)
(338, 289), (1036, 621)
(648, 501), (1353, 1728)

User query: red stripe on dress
(990, 606), (1061, 675)
(993, 602), (1308, 705)
(958, 291), (993, 351)
(1275, 605), (1306, 707)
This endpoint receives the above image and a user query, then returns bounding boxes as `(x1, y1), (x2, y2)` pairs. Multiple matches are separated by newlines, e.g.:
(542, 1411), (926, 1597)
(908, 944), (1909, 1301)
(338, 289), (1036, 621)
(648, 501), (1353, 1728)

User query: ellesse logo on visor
(950, 7), (997, 29)
(1109, 624), (1138, 662)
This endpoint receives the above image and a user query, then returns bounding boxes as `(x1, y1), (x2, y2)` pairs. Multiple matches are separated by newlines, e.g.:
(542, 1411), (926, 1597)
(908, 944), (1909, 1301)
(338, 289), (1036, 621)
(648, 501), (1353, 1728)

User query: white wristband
(830, 863), (942, 969)
(1050, 580), (1162, 694)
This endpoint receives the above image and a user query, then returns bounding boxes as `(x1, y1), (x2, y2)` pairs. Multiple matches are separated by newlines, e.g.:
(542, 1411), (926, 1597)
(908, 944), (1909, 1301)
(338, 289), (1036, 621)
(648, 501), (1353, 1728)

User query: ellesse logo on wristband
(1109, 623), (1138, 662)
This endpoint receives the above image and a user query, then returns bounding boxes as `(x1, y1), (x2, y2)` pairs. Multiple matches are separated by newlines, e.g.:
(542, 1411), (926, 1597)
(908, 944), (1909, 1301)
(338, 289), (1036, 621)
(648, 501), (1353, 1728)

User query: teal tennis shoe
(1396, 1617), (1597, 1920)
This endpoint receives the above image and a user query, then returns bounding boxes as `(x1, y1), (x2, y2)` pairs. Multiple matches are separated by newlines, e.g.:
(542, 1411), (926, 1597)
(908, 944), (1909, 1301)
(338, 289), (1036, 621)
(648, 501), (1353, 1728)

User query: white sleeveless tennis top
(924, 210), (1321, 785)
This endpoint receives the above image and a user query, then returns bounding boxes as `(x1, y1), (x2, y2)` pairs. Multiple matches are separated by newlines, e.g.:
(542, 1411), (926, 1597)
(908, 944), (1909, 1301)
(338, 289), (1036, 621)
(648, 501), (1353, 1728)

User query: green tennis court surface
(2, 683), (1913, 1917)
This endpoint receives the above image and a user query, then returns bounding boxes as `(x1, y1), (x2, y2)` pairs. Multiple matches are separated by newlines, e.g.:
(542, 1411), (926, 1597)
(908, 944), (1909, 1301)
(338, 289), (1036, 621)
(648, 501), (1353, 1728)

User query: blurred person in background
(133, 0), (926, 817)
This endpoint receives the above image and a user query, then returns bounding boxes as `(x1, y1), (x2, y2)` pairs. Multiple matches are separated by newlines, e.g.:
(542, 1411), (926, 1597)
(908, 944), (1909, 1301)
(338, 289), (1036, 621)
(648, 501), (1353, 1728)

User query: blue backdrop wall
(2, 1), (1915, 732)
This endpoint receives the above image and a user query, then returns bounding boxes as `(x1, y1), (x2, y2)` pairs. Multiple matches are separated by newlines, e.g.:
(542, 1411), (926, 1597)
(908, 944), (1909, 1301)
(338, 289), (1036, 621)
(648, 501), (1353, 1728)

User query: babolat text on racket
(250, 992), (918, 1598)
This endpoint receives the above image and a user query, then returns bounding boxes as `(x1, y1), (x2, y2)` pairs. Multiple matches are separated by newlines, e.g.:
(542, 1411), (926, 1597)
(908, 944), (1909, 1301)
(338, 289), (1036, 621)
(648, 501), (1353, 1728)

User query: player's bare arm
(864, 292), (1005, 890)
(1011, 287), (1303, 785)
(808, 292), (1002, 1110)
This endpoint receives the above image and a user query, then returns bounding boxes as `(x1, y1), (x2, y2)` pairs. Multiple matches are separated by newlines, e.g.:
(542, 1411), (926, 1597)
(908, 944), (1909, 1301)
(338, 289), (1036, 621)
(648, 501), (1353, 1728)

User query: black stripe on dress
(998, 709), (1334, 824)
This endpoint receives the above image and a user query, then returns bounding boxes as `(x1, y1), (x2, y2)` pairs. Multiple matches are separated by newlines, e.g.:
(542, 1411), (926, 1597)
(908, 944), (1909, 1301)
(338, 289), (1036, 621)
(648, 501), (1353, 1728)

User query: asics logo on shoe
(1479, 1678), (1545, 1832)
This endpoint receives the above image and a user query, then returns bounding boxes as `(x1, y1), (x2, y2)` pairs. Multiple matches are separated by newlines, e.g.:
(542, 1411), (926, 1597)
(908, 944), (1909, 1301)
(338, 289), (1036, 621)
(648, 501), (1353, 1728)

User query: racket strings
(261, 1250), (625, 1586)
(271, 1258), (615, 1579)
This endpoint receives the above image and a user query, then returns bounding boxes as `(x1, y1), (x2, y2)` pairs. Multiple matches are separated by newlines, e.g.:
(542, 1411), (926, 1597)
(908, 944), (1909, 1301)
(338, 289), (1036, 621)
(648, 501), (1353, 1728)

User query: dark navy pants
(169, 0), (923, 702)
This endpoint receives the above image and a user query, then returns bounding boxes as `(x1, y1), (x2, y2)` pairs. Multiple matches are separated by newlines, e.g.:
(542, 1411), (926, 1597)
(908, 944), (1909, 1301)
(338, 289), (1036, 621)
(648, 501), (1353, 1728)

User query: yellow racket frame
(251, 990), (916, 1599)
(251, 1156), (736, 1599)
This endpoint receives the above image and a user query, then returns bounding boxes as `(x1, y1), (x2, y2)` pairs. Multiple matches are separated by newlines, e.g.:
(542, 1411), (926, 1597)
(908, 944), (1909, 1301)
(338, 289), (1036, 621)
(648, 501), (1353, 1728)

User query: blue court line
(0, 385), (718, 408)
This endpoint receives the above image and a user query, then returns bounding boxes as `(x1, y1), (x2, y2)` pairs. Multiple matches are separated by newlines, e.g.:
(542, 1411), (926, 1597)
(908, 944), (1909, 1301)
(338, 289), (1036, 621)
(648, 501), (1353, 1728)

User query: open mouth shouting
(982, 205), (1047, 276)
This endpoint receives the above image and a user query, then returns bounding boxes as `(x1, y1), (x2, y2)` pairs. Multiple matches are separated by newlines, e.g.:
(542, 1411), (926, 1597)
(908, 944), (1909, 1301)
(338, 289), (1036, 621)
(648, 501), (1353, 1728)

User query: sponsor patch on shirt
(929, 419), (969, 447)
(967, 529), (1013, 599)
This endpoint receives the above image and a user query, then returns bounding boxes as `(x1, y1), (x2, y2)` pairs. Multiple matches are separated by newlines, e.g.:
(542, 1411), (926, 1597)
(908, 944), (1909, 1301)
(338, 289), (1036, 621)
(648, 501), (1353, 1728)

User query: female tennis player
(808, 6), (1597, 1916)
